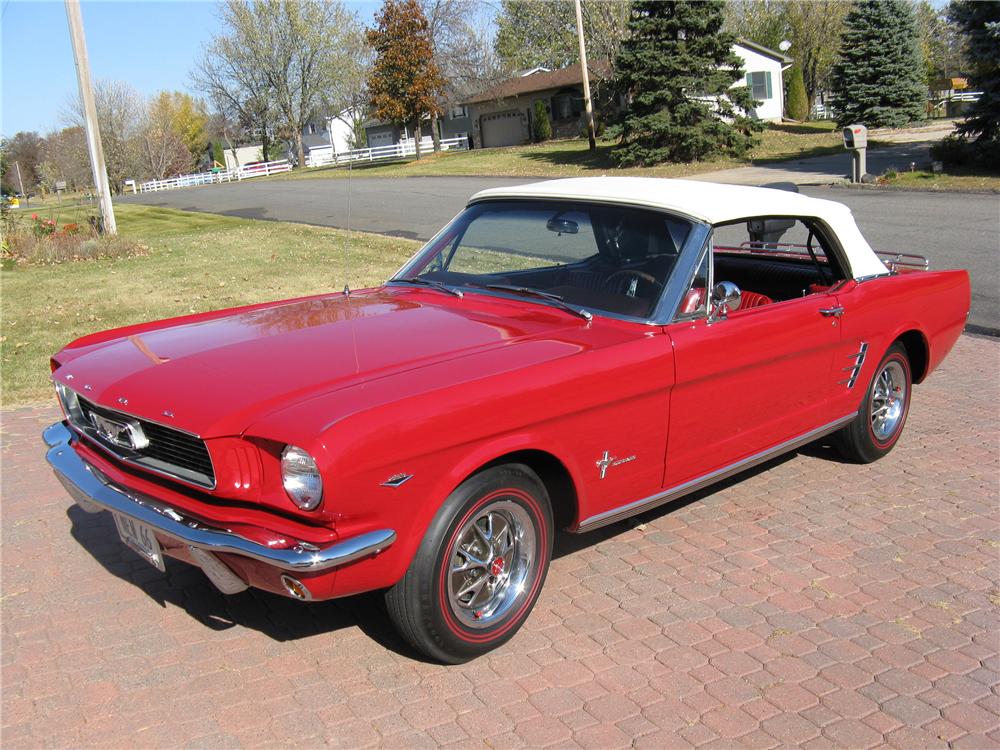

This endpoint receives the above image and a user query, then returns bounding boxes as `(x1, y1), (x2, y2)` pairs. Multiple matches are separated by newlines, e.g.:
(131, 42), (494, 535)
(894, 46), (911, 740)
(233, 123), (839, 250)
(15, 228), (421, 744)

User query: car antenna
(342, 148), (353, 297)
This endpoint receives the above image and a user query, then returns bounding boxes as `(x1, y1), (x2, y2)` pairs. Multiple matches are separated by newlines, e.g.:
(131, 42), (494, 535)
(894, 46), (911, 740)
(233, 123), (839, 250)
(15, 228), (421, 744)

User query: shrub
(5, 218), (148, 265)
(532, 100), (552, 143)
(785, 65), (809, 121)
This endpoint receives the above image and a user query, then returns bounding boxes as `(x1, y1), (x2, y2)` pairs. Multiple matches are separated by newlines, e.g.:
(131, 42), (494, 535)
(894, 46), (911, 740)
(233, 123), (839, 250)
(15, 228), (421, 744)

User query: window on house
(552, 92), (583, 120)
(746, 71), (773, 100)
(449, 105), (469, 120)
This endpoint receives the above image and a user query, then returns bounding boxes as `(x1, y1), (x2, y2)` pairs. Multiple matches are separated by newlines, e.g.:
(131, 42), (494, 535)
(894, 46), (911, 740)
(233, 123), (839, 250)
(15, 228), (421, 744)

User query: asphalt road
(122, 176), (999, 333)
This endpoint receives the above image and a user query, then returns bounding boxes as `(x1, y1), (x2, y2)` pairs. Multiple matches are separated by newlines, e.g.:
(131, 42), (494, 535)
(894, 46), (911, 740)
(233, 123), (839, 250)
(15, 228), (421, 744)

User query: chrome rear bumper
(44, 422), (396, 573)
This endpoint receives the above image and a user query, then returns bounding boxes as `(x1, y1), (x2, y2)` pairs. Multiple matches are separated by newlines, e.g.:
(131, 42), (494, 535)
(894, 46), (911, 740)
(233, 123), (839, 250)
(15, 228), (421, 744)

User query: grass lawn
(878, 169), (1000, 192)
(1, 204), (419, 407)
(269, 121), (845, 182)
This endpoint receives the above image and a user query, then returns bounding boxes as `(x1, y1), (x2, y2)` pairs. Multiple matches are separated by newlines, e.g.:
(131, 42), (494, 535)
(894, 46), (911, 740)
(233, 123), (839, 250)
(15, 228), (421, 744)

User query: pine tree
(949, 0), (999, 149)
(785, 64), (809, 121)
(831, 0), (927, 128)
(612, 0), (760, 166)
(367, 0), (445, 159)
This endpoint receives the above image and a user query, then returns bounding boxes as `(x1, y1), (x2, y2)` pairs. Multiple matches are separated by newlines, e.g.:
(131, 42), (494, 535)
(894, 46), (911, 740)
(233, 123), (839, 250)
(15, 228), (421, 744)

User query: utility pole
(574, 0), (597, 151)
(64, 0), (117, 235)
(14, 162), (28, 206)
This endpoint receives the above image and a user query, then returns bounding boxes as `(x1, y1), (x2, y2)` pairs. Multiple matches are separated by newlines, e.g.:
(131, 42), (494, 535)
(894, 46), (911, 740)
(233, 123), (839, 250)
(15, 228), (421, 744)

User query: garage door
(481, 111), (523, 148)
(367, 130), (394, 148)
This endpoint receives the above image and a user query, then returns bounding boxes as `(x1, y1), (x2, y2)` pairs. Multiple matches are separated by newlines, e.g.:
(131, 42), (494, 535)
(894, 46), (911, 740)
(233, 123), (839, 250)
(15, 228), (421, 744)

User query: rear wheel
(836, 342), (911, 463)
(385, 464), (553, 663)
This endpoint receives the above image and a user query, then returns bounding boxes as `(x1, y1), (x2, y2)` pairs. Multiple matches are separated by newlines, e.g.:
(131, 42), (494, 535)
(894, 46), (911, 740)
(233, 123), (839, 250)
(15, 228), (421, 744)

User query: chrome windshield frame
(387, 198), (712, 327)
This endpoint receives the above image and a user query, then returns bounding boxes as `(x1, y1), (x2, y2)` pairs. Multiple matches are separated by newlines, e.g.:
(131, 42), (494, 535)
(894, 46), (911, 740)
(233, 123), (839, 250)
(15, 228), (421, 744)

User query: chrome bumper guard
(44, 422), (396, 573)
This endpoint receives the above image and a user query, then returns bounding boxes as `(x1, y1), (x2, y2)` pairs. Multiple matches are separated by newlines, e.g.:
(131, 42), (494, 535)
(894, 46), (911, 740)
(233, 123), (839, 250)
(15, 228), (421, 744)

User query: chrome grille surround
(59, 387), (216, 489)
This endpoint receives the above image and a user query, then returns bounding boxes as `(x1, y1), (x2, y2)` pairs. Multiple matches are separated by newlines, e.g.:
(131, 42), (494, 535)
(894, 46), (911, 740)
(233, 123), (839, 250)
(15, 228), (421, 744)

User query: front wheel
(836, 342), (912, 463)
(385, 464), (553, 663)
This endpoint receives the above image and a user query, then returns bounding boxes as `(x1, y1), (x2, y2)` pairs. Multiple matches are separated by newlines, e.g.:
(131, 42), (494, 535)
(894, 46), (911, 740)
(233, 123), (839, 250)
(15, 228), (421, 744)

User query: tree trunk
(295, 131), (305, 168)
(431, 112), (441, 152)
(414, 120), (422, 160)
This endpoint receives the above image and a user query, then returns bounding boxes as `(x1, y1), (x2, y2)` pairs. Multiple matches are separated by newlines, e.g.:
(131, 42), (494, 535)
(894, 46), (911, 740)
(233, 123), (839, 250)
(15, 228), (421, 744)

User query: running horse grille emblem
(90, 413), (150, 451)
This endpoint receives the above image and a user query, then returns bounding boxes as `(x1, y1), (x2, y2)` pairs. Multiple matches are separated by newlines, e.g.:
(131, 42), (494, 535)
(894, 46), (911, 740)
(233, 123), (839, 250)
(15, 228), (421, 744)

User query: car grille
(73, 396), (215, 488)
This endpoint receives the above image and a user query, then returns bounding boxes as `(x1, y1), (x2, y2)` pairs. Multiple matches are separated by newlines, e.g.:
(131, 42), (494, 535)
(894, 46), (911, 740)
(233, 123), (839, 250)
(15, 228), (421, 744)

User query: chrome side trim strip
(574, 414), (856, 533)
(44, 422), (396, 572)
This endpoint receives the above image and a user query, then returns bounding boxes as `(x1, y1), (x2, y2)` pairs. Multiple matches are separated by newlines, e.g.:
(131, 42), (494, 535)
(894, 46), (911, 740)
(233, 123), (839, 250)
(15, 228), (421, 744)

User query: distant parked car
(45, 178), (969, 662)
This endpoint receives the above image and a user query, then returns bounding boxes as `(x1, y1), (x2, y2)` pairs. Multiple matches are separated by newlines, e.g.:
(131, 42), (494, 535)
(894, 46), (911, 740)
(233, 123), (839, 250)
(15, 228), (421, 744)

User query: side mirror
(708, 281), (741, 322)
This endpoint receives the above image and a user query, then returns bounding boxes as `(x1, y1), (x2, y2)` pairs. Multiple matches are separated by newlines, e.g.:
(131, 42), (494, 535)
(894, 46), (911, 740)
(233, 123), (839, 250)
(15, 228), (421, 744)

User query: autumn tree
(784, 0), (849, 111)
(494, 0), (630, 74)
(723, 0), (789, 52)
(421, 0), (502, 151)
(195, 0), (361, 167)
(39, 127), (91, 191)
(0, 131), (43, 194)
(613, 0), (759, 166)
(65, 79), (144, 192)
(832, 0), (926, 128)
(367, 0), (445, 159)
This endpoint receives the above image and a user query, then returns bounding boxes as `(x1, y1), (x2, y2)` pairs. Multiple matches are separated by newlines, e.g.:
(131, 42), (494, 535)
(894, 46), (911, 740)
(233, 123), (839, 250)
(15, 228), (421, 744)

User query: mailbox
(843, 124), (867, 149)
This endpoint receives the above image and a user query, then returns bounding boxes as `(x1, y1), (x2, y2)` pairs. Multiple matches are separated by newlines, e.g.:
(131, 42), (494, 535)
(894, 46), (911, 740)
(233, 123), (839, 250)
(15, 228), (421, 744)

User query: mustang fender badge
(596, 451), (636, 479)
(382, 473), (414, 488)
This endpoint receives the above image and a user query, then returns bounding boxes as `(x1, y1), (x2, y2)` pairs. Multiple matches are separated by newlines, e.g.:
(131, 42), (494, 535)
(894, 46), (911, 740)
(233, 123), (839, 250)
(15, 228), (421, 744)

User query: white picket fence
(132, 134), (471, 194)
(135, 159), (292, 193)
(305, 135), (469, 168)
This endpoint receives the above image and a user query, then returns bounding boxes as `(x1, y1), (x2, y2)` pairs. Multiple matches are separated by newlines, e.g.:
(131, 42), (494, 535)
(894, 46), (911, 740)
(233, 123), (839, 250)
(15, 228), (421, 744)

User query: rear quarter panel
(833, 269), (969, 412)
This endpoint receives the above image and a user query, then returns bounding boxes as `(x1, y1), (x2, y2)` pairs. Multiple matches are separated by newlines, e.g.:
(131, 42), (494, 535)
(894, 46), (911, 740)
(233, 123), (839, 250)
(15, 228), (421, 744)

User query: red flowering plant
(31, 214), (57, 237)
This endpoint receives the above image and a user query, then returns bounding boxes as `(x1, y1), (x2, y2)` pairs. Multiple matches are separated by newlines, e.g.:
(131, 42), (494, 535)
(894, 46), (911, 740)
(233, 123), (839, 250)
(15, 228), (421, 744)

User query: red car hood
(53, 288), (578, 437)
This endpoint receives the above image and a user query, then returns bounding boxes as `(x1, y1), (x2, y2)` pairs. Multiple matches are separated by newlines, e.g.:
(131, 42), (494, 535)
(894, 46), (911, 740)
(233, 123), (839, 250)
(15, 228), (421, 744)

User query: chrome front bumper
(44, 422), (396, 573)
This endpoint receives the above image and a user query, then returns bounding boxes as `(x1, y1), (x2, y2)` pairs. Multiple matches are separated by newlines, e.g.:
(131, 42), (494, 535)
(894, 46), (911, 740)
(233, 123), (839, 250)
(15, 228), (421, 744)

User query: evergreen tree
(949, 0), (999, 149)
(785, 64), (809, 120)
(831, 0), (926, 128)
(612, 0), (760, 166)
(532, 100), (552, 142)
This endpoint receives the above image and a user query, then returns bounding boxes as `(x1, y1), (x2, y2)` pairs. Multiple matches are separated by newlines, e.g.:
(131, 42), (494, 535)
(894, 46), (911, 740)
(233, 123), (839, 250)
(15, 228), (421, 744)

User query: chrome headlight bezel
(280, 445), (323, 511)
(54, 380), (85, 425)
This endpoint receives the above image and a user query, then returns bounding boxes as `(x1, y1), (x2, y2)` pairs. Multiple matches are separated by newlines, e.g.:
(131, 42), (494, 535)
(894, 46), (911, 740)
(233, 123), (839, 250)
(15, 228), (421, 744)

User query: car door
(662, 235), (846, 489)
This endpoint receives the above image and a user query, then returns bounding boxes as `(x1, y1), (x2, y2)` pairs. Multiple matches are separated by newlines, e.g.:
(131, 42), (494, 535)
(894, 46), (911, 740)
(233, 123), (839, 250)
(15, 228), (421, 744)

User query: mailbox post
(843, 124), (868, 183)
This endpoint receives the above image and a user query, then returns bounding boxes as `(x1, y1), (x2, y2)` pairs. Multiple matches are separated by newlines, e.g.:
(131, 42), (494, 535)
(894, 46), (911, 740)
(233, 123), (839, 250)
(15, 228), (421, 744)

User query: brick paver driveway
(3, 335), (998, 749)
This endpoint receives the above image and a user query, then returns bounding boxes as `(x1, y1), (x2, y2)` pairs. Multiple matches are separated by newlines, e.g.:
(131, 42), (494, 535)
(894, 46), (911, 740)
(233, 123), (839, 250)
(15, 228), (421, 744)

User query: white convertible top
(471, 177), (888, 278)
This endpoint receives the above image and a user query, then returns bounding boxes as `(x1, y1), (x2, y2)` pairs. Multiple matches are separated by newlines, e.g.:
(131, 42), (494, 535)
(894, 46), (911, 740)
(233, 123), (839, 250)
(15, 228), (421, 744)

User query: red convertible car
(45, 178), (969, 662)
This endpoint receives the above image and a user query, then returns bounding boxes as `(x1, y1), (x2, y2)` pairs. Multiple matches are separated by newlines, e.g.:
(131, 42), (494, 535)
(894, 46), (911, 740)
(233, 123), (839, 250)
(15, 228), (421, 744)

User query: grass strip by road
(269, 121), (845, 181)
(1, 204), (419, 407)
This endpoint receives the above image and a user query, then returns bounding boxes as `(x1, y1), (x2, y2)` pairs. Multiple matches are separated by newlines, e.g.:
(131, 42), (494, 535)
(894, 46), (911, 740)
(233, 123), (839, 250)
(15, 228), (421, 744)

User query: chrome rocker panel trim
(575, 414), (856, 533)
(43, 422), (396, 573)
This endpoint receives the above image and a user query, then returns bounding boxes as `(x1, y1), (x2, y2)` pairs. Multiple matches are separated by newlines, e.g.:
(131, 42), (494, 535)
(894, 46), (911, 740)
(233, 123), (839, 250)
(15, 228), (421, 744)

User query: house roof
(462, 61), (612, 105)
(735, 38), (793, 65)
(469, 177), (887, 278)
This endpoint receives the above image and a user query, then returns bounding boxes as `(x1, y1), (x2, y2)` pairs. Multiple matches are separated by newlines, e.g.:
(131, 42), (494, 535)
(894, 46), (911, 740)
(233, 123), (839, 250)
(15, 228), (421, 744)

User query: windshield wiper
(481, 284), (593, 321)
(391, 277), (464, 298)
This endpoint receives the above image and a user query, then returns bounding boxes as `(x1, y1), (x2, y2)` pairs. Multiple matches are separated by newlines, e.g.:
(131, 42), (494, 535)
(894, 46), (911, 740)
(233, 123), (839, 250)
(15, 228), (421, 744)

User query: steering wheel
(603, 270), (663, 297)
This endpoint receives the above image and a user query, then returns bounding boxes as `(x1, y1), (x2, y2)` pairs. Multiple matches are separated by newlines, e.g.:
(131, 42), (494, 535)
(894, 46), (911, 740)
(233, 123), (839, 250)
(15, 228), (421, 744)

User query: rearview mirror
(708, 281), (741, 322)
(546, 217), (578, 235)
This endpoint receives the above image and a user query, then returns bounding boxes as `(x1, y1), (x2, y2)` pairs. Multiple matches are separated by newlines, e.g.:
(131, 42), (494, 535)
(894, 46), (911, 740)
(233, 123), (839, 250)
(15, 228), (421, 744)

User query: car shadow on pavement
(65, 505), (418, 657)
(63, 443), (830, 661)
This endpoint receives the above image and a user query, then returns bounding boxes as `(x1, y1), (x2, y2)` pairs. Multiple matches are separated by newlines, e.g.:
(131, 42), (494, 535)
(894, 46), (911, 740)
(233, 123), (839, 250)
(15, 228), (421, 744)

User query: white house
(732, 39), (793, 123)
(222, 144), (265, 171)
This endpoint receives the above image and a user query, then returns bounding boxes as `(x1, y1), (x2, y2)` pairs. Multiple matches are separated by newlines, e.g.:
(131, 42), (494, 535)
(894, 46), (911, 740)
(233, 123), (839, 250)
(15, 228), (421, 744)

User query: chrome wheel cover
(871, 360), (906, 441)
(447, 500), (536, 629)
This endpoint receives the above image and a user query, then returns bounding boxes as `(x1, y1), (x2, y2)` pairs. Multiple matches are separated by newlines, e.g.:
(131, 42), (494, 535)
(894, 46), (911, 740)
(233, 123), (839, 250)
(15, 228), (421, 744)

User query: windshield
(394, 200), (694, 319)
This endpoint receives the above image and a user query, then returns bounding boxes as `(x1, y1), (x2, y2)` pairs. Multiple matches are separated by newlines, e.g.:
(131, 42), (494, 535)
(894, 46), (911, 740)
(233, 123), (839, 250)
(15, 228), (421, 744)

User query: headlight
(280, 445), (323, 511)
(54, 381), (84, 424)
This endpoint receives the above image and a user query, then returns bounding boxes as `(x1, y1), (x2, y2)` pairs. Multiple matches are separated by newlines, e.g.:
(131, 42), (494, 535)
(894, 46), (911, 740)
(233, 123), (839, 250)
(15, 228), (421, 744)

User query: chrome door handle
(819, 306), (845, 317)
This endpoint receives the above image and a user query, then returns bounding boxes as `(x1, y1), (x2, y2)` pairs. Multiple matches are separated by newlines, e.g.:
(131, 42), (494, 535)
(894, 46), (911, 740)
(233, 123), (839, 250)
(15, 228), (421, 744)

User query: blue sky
(1, 0), (380, 138)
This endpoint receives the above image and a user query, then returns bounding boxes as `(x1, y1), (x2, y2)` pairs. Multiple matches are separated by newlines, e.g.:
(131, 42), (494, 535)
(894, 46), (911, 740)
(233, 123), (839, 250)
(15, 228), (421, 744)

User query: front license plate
(112, 512), (166, 572)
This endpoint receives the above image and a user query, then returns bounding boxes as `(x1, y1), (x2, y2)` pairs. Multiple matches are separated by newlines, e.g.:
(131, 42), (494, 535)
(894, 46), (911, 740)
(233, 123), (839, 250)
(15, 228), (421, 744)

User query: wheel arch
(894, 329), (930, 384)
(477, 449), (580, 531)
